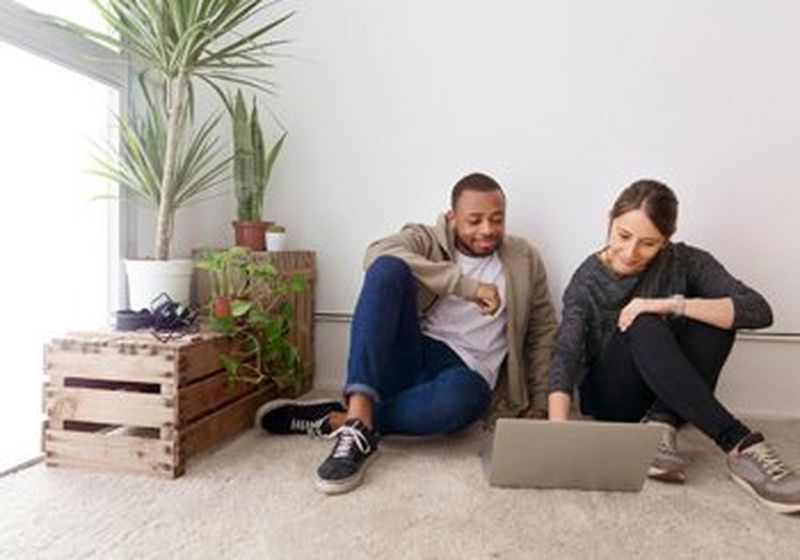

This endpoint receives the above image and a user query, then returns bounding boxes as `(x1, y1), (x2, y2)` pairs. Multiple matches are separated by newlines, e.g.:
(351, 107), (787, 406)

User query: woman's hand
(617, 297), (672, 331)
(547, 392), (572, 421)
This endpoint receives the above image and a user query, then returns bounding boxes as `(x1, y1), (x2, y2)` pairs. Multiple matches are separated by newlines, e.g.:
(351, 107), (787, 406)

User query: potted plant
(266, 223), (288, 251)
(196, 247), (309, 393)
(55, 1), (293, 309)
(97, 99), (230, 310)
(228, 89), (287, 250)
(194, 246), (251, 318)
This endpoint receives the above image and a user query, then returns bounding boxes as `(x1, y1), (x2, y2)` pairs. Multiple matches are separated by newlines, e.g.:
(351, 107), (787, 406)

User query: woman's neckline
(594, 249), (639, 280)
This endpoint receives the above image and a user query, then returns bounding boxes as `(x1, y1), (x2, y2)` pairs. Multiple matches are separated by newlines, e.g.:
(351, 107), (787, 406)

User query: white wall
(155, 1), (800, 416)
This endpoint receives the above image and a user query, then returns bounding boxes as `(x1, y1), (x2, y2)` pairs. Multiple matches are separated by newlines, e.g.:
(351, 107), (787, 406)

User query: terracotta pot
(212, 296), (232, 319)
(232, 220), (271, 251)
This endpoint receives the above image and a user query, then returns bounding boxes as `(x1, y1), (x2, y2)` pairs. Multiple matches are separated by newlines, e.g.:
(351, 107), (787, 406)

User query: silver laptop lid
(485, 419), (663, 492)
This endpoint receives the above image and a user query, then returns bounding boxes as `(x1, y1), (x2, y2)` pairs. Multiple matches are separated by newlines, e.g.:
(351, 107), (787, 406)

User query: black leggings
(579, 315), (751, 453)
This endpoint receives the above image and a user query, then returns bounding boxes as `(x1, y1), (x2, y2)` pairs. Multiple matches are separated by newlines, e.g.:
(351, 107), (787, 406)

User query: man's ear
(446, 209), (455, 223)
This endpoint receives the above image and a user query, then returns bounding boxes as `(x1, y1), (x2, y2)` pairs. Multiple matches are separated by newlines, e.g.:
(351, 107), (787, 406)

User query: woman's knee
(624, 314), (678, 353)
(680, 319), (735, 349)
(626, 313), (668, 338)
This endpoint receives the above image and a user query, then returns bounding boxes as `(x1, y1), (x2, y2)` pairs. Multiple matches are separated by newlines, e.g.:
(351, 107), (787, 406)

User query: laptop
(482, 418), (663, 492)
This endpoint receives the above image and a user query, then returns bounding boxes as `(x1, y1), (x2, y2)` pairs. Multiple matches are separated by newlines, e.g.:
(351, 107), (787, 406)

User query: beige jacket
(364, 215), (558, 414)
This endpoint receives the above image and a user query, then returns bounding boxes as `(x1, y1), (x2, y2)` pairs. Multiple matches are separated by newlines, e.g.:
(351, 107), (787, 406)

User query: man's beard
(454, 231), (500, 257)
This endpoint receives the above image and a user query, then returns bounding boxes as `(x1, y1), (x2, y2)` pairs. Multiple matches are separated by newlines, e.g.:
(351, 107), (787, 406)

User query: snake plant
(230, 90), (287, 222)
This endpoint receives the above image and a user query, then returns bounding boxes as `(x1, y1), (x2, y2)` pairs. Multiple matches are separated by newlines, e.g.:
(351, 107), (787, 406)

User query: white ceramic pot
(265, 232), (287, 252)
(124, 259), (194, 311)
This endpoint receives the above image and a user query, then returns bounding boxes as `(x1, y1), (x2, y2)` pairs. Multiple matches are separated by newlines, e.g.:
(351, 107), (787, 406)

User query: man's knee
(365, 255), (413, 285)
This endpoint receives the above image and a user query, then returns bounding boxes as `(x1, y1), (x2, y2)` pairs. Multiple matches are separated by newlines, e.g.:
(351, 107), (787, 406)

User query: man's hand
(517, 406), (548, 420)
(474, 282), (501, 315)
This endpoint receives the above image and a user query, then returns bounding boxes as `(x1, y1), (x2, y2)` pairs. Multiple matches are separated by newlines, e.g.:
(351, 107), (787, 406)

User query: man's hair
(450, 173), (505, 209)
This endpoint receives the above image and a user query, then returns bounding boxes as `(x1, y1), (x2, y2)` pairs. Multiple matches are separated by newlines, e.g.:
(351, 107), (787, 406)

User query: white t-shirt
(422, 251), (508, 389)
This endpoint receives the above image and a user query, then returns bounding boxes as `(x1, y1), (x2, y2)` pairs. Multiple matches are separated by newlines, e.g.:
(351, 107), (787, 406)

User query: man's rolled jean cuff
(343, 383), (380, 403)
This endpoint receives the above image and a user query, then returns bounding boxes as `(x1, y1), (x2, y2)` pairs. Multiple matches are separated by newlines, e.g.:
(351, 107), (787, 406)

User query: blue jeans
(345, 256), (492, 436)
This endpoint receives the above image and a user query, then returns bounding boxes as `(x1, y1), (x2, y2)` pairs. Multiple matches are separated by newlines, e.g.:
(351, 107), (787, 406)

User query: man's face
(447, 189), (506, 257)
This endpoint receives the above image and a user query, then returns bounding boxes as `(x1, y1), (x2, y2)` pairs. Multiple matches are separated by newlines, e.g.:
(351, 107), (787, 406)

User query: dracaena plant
(56, 0), (294, 259)
(228, 89), (287, 222)
(93, 98), (229, 226)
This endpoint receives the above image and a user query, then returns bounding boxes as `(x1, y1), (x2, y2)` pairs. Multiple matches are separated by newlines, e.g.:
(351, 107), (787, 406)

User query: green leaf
(290, 274), (308, 292)
(231, 300), (253, 317)
(220, 354), (239, 379)
(209, 314), (236, 335)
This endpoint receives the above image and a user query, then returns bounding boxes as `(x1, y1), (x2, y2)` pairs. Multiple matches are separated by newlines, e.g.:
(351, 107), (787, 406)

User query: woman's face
(605, 208), (667, 275)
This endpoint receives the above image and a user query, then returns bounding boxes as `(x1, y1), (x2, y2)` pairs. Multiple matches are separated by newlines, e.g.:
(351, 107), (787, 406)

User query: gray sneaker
(646, 421), (688, 483)
(728, 432), (800, 514)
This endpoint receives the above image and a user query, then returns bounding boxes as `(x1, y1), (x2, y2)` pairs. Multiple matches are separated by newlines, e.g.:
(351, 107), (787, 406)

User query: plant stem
(155, 74), (188, 260)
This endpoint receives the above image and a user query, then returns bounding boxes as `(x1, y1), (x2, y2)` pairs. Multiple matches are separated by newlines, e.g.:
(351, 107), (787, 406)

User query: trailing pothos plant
(195, 247), (308, 393)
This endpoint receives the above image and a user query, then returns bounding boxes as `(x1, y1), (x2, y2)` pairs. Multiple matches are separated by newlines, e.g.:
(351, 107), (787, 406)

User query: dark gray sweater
(548, 242), (773, 394)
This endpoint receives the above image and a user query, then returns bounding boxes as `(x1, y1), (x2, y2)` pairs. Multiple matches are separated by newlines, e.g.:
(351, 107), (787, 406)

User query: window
(0, 1), (124, 473)
(15, 0), (107, 34)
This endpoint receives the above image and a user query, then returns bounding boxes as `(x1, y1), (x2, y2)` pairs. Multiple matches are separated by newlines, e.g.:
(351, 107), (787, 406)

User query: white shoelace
(658, 429), (678, 455)
(327, 424), (372, 459)
(647, 421), (679, 457)
(744, 443), (793, 481)
(289, 417), (327, 438)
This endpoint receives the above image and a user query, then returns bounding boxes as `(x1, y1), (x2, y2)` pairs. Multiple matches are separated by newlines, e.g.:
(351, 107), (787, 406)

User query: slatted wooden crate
(43, 251), (315, 477)
(43, 330), (287, 477)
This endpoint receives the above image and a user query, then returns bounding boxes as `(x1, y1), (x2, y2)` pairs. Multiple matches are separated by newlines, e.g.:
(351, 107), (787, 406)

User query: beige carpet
(1, 418), (798, 559)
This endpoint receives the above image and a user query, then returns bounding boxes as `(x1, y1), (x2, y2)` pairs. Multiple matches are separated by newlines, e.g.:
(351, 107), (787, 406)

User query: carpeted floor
(1, 417), (798, 559)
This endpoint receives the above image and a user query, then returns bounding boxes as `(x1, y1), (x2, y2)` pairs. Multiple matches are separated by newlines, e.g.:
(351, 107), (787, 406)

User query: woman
(547, 179), (799, 514)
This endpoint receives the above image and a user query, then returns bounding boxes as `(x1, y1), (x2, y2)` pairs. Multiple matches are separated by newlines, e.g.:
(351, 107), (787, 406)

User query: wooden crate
(194, 250), (316, 392)
(43, 329), (285, 477)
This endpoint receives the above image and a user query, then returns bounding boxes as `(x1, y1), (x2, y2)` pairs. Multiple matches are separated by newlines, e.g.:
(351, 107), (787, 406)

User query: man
(256, 172), (557, 494)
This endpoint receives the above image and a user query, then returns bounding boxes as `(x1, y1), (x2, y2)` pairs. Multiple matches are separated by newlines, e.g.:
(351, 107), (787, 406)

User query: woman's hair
(610, 179), (679, 238)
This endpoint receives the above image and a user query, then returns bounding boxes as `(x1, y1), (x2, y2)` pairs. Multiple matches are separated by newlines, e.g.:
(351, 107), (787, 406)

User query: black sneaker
(255, 398), (346, 437)
(315, 418), (379, 494)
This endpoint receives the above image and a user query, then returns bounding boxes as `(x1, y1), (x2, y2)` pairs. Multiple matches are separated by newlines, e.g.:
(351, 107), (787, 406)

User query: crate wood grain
(43, 329), (286, 477)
